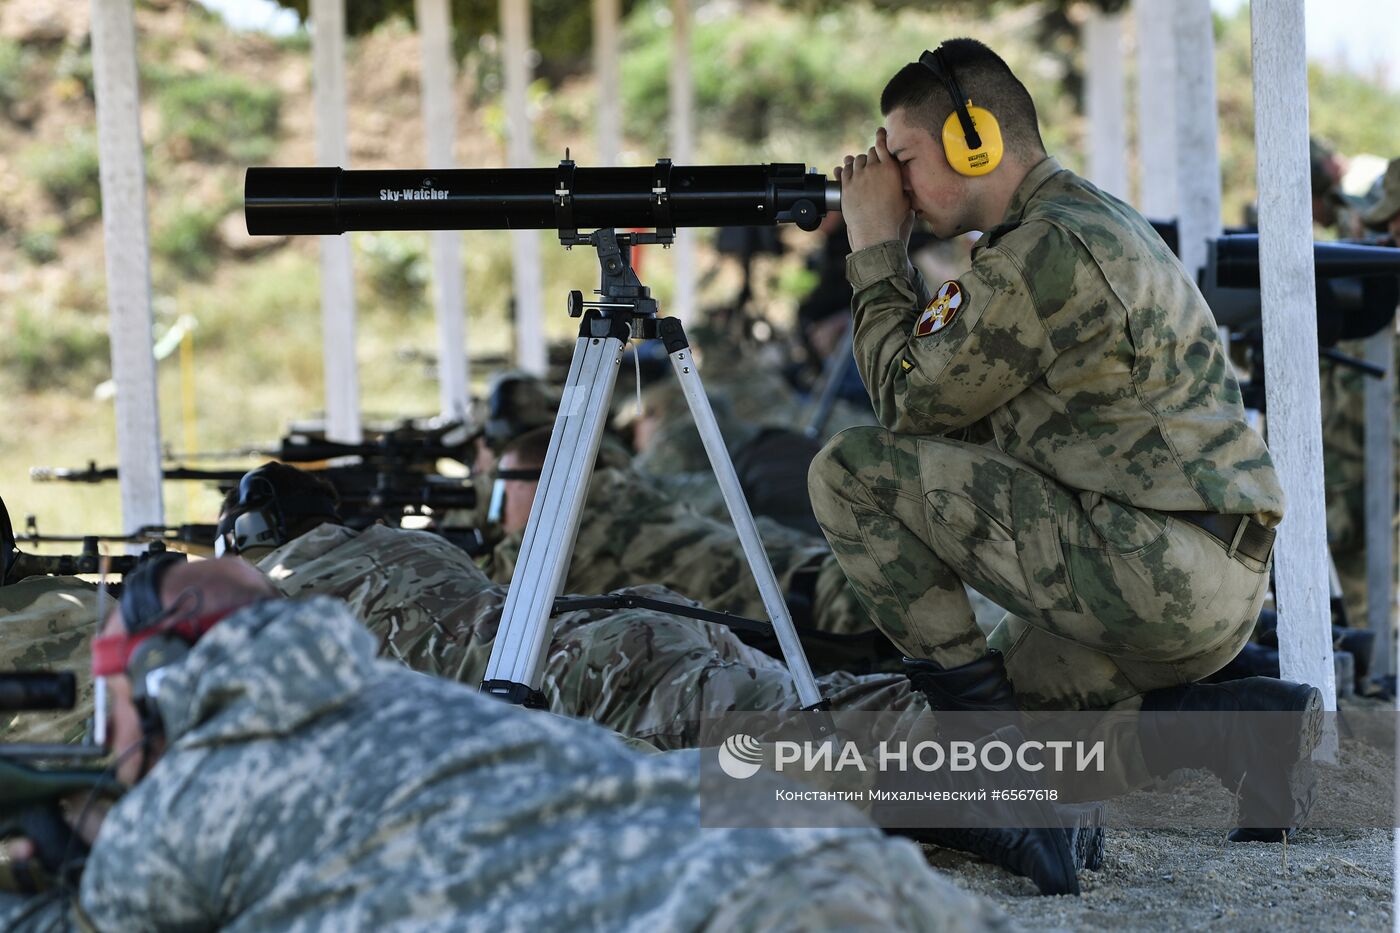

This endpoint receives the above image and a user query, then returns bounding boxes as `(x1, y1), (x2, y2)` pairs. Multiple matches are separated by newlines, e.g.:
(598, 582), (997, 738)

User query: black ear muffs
(216, 465), (341, 556)
(117, 551), (191, 739)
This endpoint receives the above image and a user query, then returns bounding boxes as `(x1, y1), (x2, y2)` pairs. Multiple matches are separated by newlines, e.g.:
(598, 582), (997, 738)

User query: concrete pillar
(1084, 10), (1128, 199)
(311, 0), (362, 442)
(1250, 0), (1337, 719)
(1364, 328), (1395, 677)
(501, 0), (546, 375)
(594, 0), (621, 166)
(90, 0), (164, 534)
(1172, 0), (1222, 279)
(1133, 0), (1177, 219)
(416, 0), (469, 418)
(669, 0), (695, 322)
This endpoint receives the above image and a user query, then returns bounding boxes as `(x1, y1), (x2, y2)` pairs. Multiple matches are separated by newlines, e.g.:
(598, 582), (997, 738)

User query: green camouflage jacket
(846, 156), (1284, 523)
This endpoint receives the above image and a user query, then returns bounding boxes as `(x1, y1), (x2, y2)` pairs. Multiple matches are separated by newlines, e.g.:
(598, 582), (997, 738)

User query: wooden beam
(1250, 0), (1337, 716)
(90, 0), (164, 535)
(311, 0), (362, 442)
(416, 0), (469, 418)
(501, 0), (546, 375)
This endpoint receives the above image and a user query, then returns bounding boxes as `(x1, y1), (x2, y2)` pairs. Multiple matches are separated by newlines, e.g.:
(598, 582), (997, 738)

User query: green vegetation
(359, 233), (432, 306)
(157, 71), (281, 162)
(152, 204), (227, 278)
(2, 301), (110, 393)
(22, 130), (102, 227)
(0, 39), (26, 116)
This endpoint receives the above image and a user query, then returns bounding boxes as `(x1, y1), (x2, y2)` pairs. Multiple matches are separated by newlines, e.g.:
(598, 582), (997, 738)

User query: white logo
(717, 733), (764, 780)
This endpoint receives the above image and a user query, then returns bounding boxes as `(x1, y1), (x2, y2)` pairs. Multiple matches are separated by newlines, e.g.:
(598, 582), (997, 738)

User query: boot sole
(1061, 802), (1106, 872)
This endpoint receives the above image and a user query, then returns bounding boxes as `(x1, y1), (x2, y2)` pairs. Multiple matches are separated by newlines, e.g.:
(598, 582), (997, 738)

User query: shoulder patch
(913, 280), (964, 338)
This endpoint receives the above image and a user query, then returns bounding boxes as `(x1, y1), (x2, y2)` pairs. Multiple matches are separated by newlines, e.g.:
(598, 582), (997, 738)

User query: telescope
(245, 159), (840, 237)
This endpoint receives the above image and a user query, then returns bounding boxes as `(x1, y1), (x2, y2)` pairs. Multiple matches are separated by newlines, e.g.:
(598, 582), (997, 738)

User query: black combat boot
(1139, 677), (1324, 842)
(887, 651), (1094, 895)
(904, 650), (1018, 712)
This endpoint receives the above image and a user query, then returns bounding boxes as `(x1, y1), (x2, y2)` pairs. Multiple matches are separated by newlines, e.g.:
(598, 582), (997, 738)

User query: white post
(1172, 0), (1221, 280)
(594, 0), (621, 166)
(1365, 328), (1396, 678)
(1083, 9), (1128, 200)
(1132, 0), (1177, 219)
(669, 0), (695, 322)
(90, 0), (163, 534)
(501, 0), (546, 376)
(1251, 0), (1338, 721)
(311, 0), (362, 442)
(416, 0), (469, 419)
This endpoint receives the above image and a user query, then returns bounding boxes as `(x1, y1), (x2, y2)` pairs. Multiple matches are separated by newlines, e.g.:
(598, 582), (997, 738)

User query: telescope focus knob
(568, 290), (585, 317)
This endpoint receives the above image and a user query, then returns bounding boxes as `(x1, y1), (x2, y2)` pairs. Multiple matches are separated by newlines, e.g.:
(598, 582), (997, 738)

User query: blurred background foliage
(0, 0), (1396, 533)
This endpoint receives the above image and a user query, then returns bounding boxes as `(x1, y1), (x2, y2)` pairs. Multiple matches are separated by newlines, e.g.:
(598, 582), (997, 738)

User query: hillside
(1, 0), (1397, 535)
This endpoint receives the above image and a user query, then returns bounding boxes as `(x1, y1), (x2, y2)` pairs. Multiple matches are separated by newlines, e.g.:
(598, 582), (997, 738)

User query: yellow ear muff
(941, 103), (1003, 177)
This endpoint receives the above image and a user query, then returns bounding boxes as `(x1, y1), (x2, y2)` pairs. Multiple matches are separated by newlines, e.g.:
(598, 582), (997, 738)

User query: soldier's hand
(835, 127), (913, 252)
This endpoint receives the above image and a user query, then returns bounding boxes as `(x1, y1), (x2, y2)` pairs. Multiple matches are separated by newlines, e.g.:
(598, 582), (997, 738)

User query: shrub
(152, 205), (224, 278)
(158, 72), (280, 162)
(2, 303), (110, 392)
(23, 131), (102, 227)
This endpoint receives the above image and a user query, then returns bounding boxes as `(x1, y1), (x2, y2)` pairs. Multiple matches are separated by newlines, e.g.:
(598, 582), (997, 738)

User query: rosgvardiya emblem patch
(913, 280), (964, 338)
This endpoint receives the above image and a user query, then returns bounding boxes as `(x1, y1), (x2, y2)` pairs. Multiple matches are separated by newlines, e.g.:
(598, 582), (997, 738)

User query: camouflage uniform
(262, 523), (920, 750)
(0, 576), (108, 745)
(483, 465), (875, 638)
(810, 158), (1285, 727)
(0, 597), (1002, 932)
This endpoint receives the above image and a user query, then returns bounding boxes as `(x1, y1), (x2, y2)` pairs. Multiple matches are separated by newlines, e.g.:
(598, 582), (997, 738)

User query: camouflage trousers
(699, 835), (1008, 933)
(542, 589), (925, 750)
(808, 427), (1265, 715)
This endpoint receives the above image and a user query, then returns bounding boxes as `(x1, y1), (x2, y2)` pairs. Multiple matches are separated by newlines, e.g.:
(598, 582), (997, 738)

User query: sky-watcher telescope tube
(245, 162), (840, 236)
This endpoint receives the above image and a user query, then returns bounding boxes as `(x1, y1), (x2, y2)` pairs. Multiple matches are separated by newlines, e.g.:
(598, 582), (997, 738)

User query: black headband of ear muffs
(918, 47), (983, 150)
(119, 551), (187, 634)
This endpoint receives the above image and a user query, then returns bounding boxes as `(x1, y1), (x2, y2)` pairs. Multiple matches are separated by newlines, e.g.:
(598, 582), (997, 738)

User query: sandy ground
(920, 723), (1395, 931)
(928, 827), (1391, 932)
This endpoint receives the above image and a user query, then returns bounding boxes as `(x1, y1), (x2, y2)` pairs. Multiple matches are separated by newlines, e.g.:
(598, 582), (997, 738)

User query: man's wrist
(846, 240), (911, 290)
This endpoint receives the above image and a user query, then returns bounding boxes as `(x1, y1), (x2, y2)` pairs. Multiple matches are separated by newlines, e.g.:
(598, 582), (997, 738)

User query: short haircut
(881, 39), (1045, 158)
(499, 426), (554, 472)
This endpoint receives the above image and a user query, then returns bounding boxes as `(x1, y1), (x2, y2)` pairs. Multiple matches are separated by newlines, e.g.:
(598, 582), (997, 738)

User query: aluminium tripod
(479, 225), (830, 727)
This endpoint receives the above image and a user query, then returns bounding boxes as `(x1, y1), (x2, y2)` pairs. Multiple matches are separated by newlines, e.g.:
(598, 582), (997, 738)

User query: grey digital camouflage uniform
(0, 596), (1004, 932)
(810, 157), (1284, 724)
(262, 523), (921, 749)
(0, 576), (108, 745)
(483, 465), (875, 638)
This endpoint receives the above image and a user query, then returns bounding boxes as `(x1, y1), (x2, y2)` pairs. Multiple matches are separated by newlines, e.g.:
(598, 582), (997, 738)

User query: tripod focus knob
(567, 290), (584, 317)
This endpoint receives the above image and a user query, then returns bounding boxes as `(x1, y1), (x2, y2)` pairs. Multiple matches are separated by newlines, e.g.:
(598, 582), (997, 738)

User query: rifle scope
(0, 672), (76, 712)
(245, 161), (840, 236)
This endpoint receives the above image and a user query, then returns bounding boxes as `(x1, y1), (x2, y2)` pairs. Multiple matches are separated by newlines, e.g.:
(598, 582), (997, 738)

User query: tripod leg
(657, 318), (827, 711)
(481, 330), (626, 702)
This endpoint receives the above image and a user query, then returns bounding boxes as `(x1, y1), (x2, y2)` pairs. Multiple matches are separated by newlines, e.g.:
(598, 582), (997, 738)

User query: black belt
(1175, 511), (1275, 563)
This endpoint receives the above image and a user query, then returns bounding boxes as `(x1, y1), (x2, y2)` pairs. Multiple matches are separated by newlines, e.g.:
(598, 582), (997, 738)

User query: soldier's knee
(808, 426), (884, 496)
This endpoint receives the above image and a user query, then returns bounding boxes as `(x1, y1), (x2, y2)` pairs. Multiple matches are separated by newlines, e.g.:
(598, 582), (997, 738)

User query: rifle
(2, 538), (182, 586)
(162, 419), (481, 469)
(1, 672), (119, 889)
(29, 462), (478, 532)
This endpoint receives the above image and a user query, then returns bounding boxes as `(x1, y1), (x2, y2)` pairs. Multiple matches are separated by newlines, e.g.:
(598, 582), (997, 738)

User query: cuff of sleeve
(845, 241), (911, 290)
